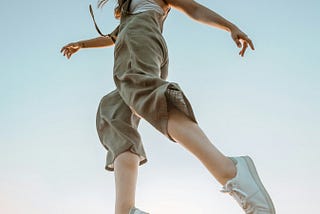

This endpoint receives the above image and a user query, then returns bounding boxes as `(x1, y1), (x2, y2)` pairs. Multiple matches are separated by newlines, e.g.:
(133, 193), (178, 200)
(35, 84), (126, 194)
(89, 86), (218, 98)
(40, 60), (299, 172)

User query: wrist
(76, 41), (85, 48)
(226, 23), (238, 33)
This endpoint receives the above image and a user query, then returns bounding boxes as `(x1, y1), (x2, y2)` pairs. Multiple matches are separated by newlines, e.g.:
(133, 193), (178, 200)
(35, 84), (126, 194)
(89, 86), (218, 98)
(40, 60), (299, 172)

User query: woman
(61, 0), (275, 213)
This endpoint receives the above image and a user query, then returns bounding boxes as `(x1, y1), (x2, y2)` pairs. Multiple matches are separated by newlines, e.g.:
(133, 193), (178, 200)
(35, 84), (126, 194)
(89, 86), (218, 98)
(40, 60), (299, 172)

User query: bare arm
(166, 0), (254, 57)
(61, 36), (114, 59)
(78, 36), (115, 48)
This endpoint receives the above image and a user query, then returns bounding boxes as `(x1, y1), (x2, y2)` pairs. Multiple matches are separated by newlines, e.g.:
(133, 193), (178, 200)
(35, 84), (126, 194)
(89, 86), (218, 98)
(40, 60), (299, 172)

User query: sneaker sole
(242, 156), (276, 214)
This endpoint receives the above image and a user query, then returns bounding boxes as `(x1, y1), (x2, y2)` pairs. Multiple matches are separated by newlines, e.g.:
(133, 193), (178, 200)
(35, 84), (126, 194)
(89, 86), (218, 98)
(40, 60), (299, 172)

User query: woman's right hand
(230, 26), (255, 57)
(60, 42), (81, 59)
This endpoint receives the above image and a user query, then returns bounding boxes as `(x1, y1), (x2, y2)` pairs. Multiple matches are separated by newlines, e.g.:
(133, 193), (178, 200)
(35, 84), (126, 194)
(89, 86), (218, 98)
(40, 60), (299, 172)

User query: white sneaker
(129, 207), (149, 214)
(221, 156), (276, 214)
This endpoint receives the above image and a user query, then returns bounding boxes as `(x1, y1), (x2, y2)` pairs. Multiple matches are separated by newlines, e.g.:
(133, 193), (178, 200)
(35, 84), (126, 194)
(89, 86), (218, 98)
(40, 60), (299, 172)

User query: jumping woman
(61, 0), (275, 213)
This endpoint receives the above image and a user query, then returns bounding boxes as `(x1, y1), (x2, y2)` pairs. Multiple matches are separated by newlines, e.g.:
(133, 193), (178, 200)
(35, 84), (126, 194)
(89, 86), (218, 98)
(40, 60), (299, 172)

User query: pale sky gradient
(1, 0), (320, 213)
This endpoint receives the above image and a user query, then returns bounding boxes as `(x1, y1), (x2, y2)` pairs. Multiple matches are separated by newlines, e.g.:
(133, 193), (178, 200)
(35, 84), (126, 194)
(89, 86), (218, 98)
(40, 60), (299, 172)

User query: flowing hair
(97, 0), (126, 19)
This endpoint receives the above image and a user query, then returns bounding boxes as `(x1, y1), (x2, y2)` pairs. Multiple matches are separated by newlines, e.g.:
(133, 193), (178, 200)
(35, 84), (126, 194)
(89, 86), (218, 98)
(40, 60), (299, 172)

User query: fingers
(60, 46), (66, 53)
(61, 45), (69, 58)
(235, 34), (255, 57)
(65, 49), (73, 59)
(61, 47), (72, 59)
(60, 43), (72, 53)
(232, 34), (242, 48)
(239, 41), (248, 57)
(245, 37), (255, 51)
(60, 43), (77, 59)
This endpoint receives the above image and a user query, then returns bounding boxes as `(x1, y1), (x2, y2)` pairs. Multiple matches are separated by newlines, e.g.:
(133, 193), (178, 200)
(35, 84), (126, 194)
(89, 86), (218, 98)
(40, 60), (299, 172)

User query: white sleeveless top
(130, 0), (168, 15)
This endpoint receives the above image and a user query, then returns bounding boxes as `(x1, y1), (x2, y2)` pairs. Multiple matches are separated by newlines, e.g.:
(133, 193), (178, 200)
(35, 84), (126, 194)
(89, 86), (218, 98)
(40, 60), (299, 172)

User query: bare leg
(168, 108), (236, 185)
(114, 151), (140, 214)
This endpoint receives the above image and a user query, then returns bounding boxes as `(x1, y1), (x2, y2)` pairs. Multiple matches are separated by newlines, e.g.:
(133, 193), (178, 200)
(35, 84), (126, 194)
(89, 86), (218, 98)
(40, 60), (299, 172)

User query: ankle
(115, 203), (134, 214)
(220, 158), (237, 185)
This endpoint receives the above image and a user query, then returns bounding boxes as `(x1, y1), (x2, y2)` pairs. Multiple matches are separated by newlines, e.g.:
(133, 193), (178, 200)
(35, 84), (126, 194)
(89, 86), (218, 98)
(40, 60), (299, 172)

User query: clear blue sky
(1, 0), (319, 213)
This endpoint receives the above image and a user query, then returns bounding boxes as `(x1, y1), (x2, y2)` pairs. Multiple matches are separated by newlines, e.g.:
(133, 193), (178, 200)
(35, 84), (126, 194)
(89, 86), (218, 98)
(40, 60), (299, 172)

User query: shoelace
(221, 180), (250, 211)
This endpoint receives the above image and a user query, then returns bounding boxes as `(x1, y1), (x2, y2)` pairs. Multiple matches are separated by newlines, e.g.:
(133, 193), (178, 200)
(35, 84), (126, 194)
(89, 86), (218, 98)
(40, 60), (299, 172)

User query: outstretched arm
(60, 36), (114, 59)
(166, 0), (254, 57)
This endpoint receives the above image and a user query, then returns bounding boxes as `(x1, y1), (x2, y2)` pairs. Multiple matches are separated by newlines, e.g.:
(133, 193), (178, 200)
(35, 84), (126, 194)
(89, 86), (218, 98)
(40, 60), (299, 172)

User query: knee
(168, 107), (197, 132)
(168, 107), (182, 128)
(114, 151), (140, 170)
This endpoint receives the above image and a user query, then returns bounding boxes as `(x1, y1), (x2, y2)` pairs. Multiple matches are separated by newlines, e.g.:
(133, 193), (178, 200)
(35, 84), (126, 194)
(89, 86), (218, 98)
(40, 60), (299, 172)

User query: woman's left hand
(230, 27), (255, 57)
(60, 42), (81, 59)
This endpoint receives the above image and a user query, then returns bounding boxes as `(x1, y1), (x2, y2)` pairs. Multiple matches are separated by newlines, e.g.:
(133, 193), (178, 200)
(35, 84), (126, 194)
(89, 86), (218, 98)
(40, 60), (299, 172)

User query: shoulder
(154, 0), (171, 11)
